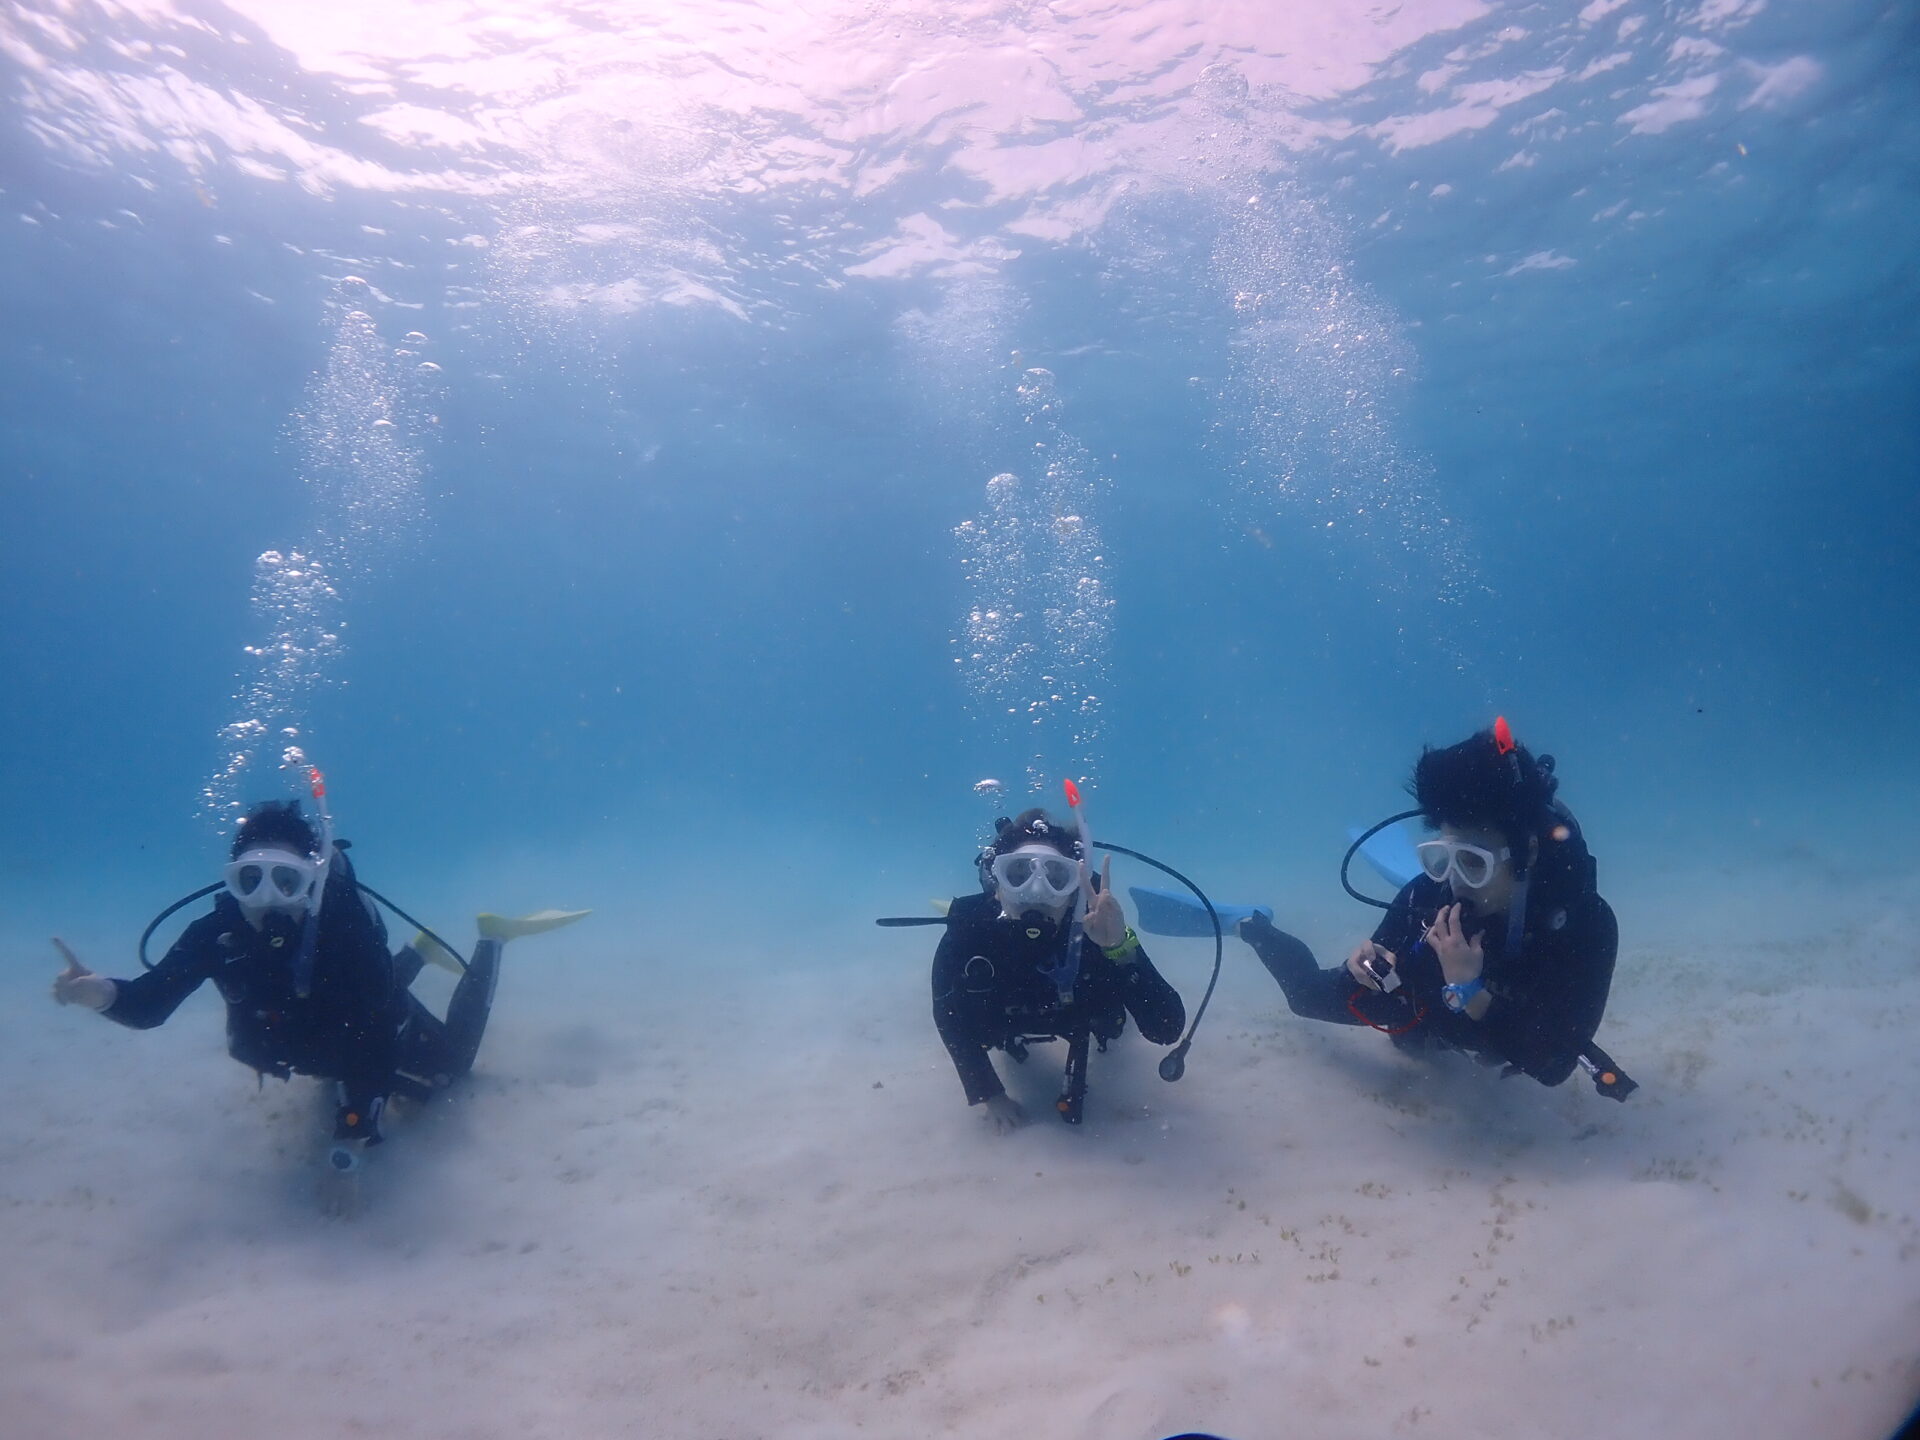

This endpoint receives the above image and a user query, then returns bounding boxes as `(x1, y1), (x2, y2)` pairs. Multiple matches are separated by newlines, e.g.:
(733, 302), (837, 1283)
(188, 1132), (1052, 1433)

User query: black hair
(977, 807), (1083, 891)
(230, 798), (317, 859)
(1411, 727), (1560, 873)
(988, 808), (1082, 857)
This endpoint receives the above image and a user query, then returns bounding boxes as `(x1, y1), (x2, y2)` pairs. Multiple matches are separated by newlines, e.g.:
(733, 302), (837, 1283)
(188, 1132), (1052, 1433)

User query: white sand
(4, 865), (1917, 1440)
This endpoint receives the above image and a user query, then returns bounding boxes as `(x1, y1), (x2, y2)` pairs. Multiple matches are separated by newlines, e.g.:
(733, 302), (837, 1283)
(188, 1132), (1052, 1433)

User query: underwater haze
(2, 1), (1918, 1437)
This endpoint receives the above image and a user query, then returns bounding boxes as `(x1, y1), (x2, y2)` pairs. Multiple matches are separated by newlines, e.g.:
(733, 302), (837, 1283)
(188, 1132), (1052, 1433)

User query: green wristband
(1102, 927), (1142, 961)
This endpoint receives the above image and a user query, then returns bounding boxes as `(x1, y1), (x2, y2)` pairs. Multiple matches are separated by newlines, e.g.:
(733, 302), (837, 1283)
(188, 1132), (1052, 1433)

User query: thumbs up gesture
(51, 938), (117, 1012)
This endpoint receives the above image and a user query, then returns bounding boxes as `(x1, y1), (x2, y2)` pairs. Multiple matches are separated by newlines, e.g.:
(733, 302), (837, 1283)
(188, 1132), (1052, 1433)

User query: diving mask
(1416, 836), (1510, 891)
(224, 847), (320, 913)
(991, 845), (1080, 914)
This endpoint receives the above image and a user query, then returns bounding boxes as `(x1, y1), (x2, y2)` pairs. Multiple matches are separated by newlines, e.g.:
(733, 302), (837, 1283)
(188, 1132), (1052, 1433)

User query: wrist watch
(1441, 976), (1485, 1013)
(1101, 927), (1142, 961)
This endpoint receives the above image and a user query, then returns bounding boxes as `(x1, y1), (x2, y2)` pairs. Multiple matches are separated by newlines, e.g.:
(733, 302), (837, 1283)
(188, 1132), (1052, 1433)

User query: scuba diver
(1238, 720), (1625, 1093)
(932, 807), (1186, 1129)
(49, 787), (588, 1181)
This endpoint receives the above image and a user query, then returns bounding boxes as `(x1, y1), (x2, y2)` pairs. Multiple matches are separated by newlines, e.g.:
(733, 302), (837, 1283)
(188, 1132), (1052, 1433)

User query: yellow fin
(413, 931), (464, 974)
(477, 908), (593, 942)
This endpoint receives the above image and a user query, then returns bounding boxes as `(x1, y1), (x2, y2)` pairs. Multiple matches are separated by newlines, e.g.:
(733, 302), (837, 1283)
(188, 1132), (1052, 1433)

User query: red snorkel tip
(1493, 716), (1516, 756)
(1062, 778), (1082, 808)
(309, 767), (327, 799)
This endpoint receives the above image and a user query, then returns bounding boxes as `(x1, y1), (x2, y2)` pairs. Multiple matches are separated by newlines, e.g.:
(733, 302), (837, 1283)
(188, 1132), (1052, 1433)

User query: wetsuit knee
(1248, 927), (1318, 992)
(439, 937), (502, 1077)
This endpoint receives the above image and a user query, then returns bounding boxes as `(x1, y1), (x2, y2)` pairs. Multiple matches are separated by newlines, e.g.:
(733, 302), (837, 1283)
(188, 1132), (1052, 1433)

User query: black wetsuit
(104, 848), (498, 1141)
(1244, 862), (1616, 1087)
(931, 890), (1186, 1109)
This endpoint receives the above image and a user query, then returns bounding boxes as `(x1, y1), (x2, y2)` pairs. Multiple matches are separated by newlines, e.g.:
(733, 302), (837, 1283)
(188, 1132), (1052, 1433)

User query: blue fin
(1348, 820), (1421, 890)
(1128, 885), (1271, 938)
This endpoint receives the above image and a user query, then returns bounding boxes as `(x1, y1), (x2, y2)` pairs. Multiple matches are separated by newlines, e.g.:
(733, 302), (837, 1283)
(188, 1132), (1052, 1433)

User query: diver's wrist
(1440, 976), (1486, 1014)
(75, 976), (118, 1011)
(1101, 927), (1141, 962)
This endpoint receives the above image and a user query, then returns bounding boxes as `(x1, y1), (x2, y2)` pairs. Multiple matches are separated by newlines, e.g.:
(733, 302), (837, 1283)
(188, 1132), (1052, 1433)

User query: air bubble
(203, 301), (429, 827)
(955, 371), (1111, 796)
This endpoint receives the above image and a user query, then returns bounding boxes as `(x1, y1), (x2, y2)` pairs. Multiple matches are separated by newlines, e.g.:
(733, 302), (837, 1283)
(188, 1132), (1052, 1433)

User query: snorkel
(1032, 777), (1091, 1006)
(292, 765), (336, 999)
(1491, 717), (1531, 959)
(1063, 777), (1094, 908)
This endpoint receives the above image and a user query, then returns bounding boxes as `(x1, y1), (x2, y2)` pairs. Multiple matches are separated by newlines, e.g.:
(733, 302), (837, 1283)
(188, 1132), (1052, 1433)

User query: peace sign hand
(1082, 854), (1127, 949)
(51, 938), (117, 1011)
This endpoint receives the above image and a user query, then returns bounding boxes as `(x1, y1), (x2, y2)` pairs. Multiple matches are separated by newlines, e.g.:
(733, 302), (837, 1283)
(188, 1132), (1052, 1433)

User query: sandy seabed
(3, 865), (1917, 1440)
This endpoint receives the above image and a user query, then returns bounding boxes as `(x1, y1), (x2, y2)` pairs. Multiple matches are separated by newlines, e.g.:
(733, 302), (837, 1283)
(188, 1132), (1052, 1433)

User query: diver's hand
(1082, 855), (1126, 948)
(51, 939), (116, 1011)
(1426, 904), (1484, 983)
(982, 1094), (1028, 1133)
(1345, 941), (1396, 992)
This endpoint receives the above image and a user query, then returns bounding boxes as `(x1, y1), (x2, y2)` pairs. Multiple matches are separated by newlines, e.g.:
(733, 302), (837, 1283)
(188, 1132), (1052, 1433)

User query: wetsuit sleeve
(1107, 939), (1185, 1045)
(1369, 880), (1428, 959)
(931, 927), (1005, 1105)
(1477, 896), (1618, 1085)
(101, 912), (225, 1030)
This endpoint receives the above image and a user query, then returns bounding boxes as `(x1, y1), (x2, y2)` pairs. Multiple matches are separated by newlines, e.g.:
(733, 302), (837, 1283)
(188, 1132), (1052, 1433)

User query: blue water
(2, 2), (1917, 1436)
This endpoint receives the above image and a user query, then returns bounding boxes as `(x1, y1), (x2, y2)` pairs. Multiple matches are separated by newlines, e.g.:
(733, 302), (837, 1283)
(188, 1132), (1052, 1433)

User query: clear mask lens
(226, 850), (315, 908)
(1416, 838), (1505, 891)
(993, 850), (1076, 895)
(1453, 848), (1494, 888)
